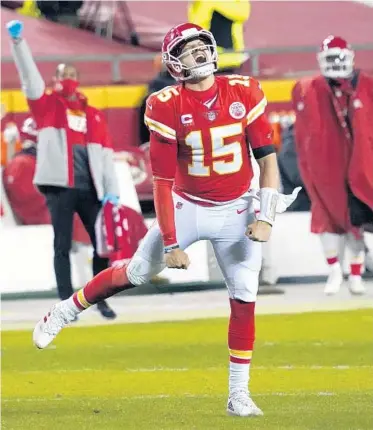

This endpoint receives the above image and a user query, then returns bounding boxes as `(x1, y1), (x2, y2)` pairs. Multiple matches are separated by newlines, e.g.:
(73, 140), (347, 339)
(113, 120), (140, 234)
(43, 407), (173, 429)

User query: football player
(293, 36), (373, 295)
(33, 23), (298, 417)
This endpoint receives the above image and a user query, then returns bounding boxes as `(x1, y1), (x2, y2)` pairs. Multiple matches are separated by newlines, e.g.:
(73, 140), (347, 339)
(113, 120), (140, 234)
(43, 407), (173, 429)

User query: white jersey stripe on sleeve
(144, 115), (177, 137)
(146, 124), (177, 141)
(246, 97), (267, 126)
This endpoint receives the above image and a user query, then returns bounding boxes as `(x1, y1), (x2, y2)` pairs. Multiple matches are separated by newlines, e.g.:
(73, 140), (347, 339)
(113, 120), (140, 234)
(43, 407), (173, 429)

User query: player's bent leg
(33, 198), (198, 349)
(211, 204), (263, 417)
(33, 224), (165, 349)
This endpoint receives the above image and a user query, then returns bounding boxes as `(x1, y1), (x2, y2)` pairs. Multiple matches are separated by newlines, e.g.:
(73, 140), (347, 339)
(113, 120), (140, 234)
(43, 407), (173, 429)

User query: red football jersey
(145, 75), (274, 203)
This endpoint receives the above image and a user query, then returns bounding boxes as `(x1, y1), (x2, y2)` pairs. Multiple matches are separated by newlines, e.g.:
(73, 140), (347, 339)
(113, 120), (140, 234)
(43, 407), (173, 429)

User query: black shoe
(96, 301), (117, 320)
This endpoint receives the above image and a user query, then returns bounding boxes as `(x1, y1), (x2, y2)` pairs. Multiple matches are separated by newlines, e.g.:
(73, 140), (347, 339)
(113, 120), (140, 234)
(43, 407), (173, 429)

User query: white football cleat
(324, 263), (343, 295)
(33, 302), (76, 349)
(348, 275), (366, 295)
(227, 390), (263, 417)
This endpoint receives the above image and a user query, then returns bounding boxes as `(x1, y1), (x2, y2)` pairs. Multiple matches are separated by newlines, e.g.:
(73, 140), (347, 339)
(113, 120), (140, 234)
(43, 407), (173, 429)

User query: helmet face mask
(162, 24), (218, 81)
(317, 36), (355, 79)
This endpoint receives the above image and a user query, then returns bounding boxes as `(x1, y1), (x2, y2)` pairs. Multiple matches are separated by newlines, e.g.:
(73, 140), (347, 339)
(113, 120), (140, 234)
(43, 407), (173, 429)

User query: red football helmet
(20, 117), (38, 145)
(161, 23), (218, 81)
(317, 36), (354, 79)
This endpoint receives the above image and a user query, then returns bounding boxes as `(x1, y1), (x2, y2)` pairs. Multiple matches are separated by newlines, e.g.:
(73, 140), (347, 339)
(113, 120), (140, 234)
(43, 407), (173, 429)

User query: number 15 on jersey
(185, 123), (244, 177)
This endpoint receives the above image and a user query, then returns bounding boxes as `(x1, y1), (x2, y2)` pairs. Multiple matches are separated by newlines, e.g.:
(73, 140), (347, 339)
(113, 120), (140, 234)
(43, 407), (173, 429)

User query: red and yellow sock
(228, 299), (255, 393)
(71, 265), (132, 311)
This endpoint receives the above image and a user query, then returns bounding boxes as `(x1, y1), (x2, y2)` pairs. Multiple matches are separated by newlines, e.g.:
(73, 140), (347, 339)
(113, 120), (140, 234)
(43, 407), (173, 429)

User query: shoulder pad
(145, 87), (179, 142)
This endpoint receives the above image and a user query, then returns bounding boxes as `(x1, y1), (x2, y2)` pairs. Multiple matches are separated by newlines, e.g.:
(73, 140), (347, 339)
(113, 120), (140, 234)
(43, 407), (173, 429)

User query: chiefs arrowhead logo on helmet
(161, 22), (218, 81)
(317, 35), (355, 79)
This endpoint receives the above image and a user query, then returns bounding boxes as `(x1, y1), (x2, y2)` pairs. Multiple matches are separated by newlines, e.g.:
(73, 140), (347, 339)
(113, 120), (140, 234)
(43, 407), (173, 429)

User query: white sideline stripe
(2, 392), (342, 403)
(14, 365), (373, 375)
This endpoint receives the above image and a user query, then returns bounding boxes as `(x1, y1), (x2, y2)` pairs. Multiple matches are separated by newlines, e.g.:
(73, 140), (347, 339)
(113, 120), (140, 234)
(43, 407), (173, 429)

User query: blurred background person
(0, 102), (19, 221)
(2, 117), (50, 225)
(7, 19), (120, 319)
(1, 113), (22, 168)
(188, 0), (250, 73)
(292, 35), (373, 296)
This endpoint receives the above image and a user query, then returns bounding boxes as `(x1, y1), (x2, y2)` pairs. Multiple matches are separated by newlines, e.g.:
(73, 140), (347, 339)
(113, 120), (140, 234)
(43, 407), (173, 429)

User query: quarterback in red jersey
(33, 23), (298, 418)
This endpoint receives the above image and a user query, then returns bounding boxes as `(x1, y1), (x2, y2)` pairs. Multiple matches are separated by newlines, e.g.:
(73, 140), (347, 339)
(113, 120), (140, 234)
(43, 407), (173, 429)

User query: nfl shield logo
(207, 111), (217, 121)
(176, 202), (183, 209)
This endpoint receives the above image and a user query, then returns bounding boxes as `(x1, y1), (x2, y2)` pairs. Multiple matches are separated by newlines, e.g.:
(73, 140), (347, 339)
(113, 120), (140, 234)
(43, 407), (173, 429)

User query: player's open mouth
(195, 54), (206, 64)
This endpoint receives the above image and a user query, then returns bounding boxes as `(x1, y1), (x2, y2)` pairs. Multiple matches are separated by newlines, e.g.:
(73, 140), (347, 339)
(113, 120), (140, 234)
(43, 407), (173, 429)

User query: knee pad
(126, 255), (163, 286)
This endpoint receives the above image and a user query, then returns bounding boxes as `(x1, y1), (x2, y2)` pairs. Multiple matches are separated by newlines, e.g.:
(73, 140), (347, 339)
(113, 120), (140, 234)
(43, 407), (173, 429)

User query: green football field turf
(2, 309), (373, 429)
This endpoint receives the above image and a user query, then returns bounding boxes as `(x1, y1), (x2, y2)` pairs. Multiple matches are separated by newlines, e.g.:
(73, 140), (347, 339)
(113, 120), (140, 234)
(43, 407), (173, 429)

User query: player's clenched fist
(246, 220), (272, 242)
(165, 248), (190, 269)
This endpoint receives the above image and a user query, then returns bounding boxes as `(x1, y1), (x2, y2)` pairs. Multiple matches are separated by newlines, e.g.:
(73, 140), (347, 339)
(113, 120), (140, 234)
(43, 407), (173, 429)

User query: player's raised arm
(145, 97), (190, 269)
(245, 79), (280, 242)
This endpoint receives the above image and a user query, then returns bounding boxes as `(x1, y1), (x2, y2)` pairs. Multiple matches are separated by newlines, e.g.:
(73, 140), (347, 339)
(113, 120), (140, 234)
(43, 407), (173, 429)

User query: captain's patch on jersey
(229, 102), (246, 120)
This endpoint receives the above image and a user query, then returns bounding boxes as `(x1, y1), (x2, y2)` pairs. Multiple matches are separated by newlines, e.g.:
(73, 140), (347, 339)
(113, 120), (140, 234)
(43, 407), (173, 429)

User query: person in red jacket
(293, 35), (373, 296)
(2, 117), (50, 225)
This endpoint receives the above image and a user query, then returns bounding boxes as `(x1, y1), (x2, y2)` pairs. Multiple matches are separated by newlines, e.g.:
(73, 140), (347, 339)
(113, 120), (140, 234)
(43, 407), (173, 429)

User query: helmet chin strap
(190, 63), (215, 78)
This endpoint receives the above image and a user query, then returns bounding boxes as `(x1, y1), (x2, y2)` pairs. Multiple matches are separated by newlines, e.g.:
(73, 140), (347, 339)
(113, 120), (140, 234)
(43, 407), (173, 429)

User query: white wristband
(257, 188), (279, 225)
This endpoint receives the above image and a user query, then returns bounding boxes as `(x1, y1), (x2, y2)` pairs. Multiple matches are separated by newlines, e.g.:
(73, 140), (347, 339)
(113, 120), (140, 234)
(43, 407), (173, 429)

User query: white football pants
(127, 192), (262, 302)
